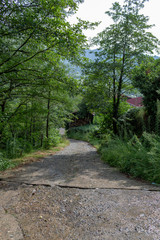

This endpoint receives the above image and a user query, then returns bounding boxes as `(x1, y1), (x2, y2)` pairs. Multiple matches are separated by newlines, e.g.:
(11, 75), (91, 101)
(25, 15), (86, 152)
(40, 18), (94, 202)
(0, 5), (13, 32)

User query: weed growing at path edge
(68, 125), (160, 184)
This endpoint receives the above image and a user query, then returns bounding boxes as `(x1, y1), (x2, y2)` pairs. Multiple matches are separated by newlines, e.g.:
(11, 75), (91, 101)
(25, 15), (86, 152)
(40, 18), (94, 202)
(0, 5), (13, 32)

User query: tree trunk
(0, 100), (6, 142)
(113, 42), (126, 135)
(113, 103), (118, 134)
(46, 91), (50, 139)
(112, 50), (117, 134)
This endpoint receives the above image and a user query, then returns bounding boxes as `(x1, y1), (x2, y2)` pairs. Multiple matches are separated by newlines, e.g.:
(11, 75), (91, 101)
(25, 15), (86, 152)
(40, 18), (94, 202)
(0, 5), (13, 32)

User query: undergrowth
(68, 124), (160, 184)
(99, 133), (160, 183)
(67, 124), (101, 147)
(0, 137), (69, 171)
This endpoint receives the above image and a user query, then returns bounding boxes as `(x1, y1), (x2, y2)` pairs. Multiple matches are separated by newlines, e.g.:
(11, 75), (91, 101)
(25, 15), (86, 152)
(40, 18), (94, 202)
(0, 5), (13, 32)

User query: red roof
(127, 97), (143, 107)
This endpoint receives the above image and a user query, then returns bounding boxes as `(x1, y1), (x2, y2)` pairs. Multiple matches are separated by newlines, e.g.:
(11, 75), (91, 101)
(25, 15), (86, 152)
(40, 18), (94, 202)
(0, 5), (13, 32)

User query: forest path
(0, 139), (159, 190)
(0, 139), (160, 239)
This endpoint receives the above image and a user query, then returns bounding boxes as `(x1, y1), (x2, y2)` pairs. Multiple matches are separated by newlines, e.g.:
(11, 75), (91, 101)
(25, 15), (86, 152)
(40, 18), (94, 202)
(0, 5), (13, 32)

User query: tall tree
(87, 0), (159, 134)
(0, 0), (94, 155)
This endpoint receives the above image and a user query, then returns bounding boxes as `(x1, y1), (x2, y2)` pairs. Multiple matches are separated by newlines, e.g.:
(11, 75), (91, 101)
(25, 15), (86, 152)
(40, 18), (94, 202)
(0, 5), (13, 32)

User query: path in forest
(0, 139), (160, 239)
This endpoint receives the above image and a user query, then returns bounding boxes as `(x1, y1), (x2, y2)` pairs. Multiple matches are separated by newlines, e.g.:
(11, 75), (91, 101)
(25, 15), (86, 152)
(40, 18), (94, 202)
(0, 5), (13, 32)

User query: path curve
(0, 139), (160, 240)
(1, 139), (159, 191)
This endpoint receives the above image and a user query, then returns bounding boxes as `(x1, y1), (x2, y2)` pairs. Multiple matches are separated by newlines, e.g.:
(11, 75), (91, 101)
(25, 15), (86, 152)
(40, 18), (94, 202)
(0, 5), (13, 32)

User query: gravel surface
(0, 139), (160, 240)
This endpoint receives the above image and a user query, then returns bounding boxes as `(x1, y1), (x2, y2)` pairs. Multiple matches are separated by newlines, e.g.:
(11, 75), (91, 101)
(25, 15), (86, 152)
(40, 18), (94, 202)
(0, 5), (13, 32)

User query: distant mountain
(65, 49), (97, 78)
(154, 55), (160, 59)
(66, 50), (159, 78)
(85, 50), (160, 61)
(85, 49), (97, 61)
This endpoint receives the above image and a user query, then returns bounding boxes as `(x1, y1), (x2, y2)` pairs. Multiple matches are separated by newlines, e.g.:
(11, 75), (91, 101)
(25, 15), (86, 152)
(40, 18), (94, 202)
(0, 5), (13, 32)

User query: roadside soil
(0, 139), (160, 240)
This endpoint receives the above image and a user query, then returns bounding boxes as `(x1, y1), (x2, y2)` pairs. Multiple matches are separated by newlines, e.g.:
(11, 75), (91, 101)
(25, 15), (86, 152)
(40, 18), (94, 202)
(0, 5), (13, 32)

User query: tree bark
(0, 100), (6, 142)
(112, 45), (126, 135)
(46, 91), (50, 139)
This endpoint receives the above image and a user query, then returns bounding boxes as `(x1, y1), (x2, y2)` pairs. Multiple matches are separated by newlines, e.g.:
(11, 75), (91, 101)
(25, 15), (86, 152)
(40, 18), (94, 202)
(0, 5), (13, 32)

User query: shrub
(43, 129), (61, 149)
(100, 133), (160, 183)
(67, 123), (160, 184)
(67, 124), (98, 141)
(0, 152), (17, 171)
(117, 108), (145, 137)
(5, 137), (33, 158)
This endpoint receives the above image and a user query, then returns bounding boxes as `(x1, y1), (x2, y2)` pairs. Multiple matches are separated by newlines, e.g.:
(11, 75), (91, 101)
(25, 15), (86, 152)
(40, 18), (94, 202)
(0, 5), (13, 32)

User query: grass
(0, 138), (69, 171)
(99, 133), (160, 184)
(67, 125), (160, 184)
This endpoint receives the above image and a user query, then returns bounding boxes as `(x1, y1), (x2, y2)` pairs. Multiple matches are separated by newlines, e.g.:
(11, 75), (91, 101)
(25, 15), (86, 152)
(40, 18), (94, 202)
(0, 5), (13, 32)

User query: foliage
(82, 60), (113, 114)
(100, 101), (131, 133)
(0, 0), (93, 159)
(76, 101), (91, 119)
(68, 121), (160, 184)
(83, 0), (159, 134)
(99, 132), (160, 183)
(43, 129), (61, 149)
(0, 137), (69, 171)
(117, 107), (145, 137)
(131, 58), (160, 132)
(0, 152), (18, 171)
(67, 124), (98, 142)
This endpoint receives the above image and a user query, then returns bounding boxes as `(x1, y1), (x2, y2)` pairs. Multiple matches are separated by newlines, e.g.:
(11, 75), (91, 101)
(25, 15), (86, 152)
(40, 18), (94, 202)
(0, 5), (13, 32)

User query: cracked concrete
(1, 179), (160, 192)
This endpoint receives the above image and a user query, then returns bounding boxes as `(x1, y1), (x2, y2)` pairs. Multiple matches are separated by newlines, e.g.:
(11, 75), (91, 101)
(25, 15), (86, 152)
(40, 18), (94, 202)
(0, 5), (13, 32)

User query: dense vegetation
(68, 0), (160, 184)
(0, 0), (95, 169)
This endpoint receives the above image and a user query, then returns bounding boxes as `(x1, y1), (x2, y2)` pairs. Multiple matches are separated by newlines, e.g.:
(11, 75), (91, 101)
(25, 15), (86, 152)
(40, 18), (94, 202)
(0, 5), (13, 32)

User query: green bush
(5, 138), (33, 158)
(43, 129), (61, 149)
(0, 152), (17, 171)
(117, 108), (145, 137)
(67, 124), (98, 141)
(67, 124), (113, 149)
(67, 124), (160, 184)
(100, 133), (160, 183)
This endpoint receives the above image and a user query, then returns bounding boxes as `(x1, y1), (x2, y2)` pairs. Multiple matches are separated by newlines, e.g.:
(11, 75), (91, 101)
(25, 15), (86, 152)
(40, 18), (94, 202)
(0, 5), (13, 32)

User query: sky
(68, 0), (160, 46)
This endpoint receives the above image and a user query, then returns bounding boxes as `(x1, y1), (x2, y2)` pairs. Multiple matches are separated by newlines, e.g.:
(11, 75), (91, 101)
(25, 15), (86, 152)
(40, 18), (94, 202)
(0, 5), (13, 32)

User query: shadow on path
(0, 139), (159, 191)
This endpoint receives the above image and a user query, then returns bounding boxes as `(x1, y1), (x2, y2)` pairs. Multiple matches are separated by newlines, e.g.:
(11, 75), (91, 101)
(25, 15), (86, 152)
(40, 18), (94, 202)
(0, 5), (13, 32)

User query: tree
(132, 57), (160, 132)
(86, 0), (159, 134)
(0, 0), (95, 155)
(83, 60), (112, 113)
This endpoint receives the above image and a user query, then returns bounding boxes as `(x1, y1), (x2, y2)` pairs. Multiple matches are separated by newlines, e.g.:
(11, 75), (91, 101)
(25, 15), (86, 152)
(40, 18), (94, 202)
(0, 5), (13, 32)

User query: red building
(126, 96), (143, 107)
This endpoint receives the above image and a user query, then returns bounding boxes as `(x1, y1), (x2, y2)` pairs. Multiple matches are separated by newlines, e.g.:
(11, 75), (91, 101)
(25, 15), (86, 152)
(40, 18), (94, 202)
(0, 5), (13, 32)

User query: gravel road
(0, 139), (160, 240)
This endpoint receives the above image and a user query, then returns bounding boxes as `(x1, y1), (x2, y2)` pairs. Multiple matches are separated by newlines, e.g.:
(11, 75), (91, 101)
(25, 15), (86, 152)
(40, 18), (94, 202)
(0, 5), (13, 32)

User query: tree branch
(0, 46), (54, 75)
(0, 31), (35, 67)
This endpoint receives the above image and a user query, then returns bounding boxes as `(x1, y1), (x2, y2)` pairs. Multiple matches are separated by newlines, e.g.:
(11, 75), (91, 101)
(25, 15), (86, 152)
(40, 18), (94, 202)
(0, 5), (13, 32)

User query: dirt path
(0, 139), (160, 239)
